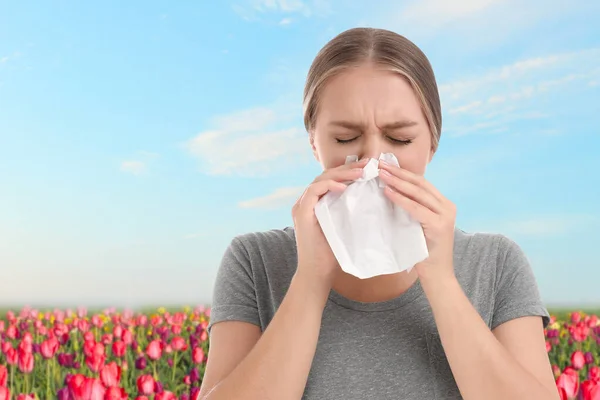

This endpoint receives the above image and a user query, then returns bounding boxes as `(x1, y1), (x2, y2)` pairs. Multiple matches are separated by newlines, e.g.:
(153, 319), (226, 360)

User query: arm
(421, 276), (559, 400)
(199, 271), (329, 400)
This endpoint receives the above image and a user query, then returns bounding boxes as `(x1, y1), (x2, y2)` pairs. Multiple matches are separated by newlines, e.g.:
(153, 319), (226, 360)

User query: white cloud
(120, 161), (146, 175)
(184, 105), (311, 176)
(238, 186), (305, 209)
(398, 0), (504, 30)
(233, 0), (331, 20)
(279, 17), (292, 25)
(439, 48), (600, 137)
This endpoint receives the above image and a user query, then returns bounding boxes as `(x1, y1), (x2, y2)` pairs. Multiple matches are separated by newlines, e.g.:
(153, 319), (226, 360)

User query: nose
(359, 131), (386, 160)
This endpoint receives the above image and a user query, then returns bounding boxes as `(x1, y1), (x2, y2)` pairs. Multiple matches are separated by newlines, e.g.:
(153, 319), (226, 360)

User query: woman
(198, 27), (558, 400)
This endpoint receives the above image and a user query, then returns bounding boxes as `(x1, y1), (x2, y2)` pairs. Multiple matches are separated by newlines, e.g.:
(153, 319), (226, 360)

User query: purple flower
(190, 367), (200, 383)
(190, 387), (200, 399)
(585, 352), (594, 364)
(135, 356), (147, 370)
(57, 387), (72, 400)
(154, 380), (164, 393)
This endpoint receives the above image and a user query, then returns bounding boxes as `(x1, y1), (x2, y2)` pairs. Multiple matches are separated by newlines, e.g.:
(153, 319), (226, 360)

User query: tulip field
(0, 307), (599, 399)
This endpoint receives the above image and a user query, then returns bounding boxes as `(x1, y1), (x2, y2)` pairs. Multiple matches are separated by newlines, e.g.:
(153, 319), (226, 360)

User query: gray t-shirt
(207, 226), (550, 400)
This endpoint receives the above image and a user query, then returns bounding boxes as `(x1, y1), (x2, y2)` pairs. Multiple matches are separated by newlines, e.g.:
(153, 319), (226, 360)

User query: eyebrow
(328, 119), (418, 131)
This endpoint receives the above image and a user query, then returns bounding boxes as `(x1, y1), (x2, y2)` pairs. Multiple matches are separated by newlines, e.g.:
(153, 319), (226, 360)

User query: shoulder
(223, 227), (297, 271)
(453, 227), (520, 264)
(229, 226), (296, 255)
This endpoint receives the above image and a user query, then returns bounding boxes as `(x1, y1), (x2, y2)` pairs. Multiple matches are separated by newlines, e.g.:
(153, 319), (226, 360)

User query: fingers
(293, 158), (369, 220)
(294, 179), (347, 219)
(314, 158), (369, 183)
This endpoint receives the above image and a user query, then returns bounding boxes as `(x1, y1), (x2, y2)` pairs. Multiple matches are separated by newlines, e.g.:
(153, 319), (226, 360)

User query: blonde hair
(303, 27), (442, 152)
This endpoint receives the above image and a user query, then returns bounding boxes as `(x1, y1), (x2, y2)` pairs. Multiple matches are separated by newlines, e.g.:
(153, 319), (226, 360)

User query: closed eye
(335, 136), (413, 145)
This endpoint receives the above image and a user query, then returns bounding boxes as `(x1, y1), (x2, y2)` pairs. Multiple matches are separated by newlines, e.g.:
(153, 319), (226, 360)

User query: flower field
(0, 307), (599, 399)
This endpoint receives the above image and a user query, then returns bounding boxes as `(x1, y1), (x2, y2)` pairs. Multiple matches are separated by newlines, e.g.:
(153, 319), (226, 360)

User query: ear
(309, 131), (320, 162)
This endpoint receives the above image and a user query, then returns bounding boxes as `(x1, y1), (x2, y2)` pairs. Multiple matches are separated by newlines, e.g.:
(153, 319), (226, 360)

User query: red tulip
(0, 364), (7, 387)
(184, 375), (191, 385)
(0, 387), (9, 400)
(590, 366), (600, 382)
(146, 340), (162, 361)
(86, 343), (106, 373)
(104, 386), (127, 400)
(18, 333), (33, 354)
(155, 392), (176, 400)
(83, 340), (96, 358)
(134, 397), (149, 400)
(572, 350), (586, 370)
(137, 375), (155, 395)
(170, 336), (187, 352)
(68, 374), (87, 400)
(5, 348), (17, 365)
(112, 341), (126, 358)
(192, 347), (204, 364)
(581, 379), (600, 400)
(556, 367), (579, 399)
(16, 395), (35, 400)
(1, 341), (11, 354)
(18, 349), (34, 373)
(100, 362), (121, 387)
(41, 336), (59, 359)
(545, 341), (551, 353)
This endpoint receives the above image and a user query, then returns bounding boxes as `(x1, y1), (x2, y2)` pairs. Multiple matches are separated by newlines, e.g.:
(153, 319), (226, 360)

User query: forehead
(316, 66), (424, 123)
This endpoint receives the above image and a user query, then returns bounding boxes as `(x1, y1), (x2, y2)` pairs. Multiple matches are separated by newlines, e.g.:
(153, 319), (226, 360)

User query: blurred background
(1, 0), (599, 310)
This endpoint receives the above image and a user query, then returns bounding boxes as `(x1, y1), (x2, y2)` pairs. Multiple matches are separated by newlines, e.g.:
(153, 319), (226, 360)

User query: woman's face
(310, 65), (434, 175)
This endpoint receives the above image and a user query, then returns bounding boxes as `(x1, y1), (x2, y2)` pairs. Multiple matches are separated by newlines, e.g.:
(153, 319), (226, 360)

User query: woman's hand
(292, 158), (369, 295)
(378, 159), (457, 284)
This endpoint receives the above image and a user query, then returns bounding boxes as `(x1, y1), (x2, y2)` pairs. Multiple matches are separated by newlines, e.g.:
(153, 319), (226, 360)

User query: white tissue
(314, 153), (429, 279)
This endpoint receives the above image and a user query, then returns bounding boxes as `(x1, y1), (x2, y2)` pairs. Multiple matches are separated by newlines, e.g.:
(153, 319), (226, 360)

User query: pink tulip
(556, 367), (579, 399)
(100, 362), (121, 387)
(16, 395), (35, 400)
(134, 397), (149, 400)
(113, 325), (123, 338)
(112, 341), (126, 358)
(5, 348), (17, 366)
(146, 340), (162, 361)
(86, 343), (106, 373)
(192, 347), (204, 364)
(18, 349), (34, 373)
(155, 392), (176, 400)
(41, 336), (59, 359)
(170, 336), (187, 352)
(545, 341), (551, 353)
(572, 351), (586, 370)
(121, 329), (133, 345)
(137, 375), (155, 395)
(0, 387), (9, 400)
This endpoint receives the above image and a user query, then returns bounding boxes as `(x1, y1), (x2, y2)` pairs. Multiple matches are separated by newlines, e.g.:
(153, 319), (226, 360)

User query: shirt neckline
(327, 276), (424, 312)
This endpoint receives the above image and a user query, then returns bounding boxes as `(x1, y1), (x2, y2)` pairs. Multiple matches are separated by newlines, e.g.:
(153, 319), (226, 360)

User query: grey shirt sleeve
(207, 236), (260, 335)
(491, 235), (550, 330)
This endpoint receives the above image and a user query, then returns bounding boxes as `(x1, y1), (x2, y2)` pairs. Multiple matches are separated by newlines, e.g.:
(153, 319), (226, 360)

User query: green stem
(153, 360), (158, 381)
(47, 359), (51, 400)
(10, 364), (14, 395)
(171, 352), (178, 385)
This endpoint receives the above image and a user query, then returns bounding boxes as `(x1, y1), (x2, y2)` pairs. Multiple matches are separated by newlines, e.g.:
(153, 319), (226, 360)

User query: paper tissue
(314, 153), (429, 279)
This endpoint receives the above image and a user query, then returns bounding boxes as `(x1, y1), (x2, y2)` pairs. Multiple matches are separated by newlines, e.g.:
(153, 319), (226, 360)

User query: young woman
(198, 27), (558, 400)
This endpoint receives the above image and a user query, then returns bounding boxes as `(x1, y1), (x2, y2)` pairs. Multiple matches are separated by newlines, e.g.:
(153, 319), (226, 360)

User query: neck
(331, 267), (419, 303)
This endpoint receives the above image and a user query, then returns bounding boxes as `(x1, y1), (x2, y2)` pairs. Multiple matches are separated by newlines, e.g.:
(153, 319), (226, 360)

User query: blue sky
(1, 0), (599, 309)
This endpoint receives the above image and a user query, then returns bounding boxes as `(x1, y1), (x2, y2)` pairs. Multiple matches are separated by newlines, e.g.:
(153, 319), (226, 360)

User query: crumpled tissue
(314, 153), (429, 279)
